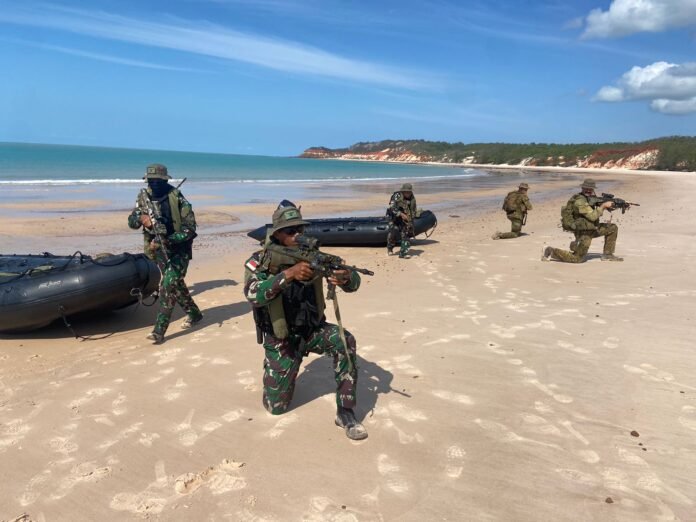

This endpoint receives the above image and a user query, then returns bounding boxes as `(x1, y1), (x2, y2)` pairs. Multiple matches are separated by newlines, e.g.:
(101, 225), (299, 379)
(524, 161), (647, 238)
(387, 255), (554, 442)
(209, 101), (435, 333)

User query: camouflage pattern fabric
(386, 191), (416, 256)
(152, 252), (202, 336)
(244, 249), (361, 414)
(261, 323), (357, 414)
(549, 223), (618, 263)
(128, 186), (201, 335)
(497, 190), (532, 239)
(127, 188), (197, 260)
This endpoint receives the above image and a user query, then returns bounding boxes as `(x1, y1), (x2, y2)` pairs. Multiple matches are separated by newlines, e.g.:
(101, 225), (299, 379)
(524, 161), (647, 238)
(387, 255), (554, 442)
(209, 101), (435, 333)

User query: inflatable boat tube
(0, 252), (160, 333)
(247, 210), (437, 246)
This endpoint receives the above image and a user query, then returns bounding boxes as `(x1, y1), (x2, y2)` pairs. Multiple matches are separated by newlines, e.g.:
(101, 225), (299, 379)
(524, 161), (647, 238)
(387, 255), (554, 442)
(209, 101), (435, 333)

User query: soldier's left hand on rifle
(328, 266), (351, 286)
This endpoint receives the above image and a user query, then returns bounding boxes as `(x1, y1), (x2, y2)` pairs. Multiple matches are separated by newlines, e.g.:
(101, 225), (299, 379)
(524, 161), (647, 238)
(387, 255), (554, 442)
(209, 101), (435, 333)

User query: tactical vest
(142, 189), (185, 259)
(389, 192), (417, 218)
(561, 193), (597, 232)
(503, 191), (523, 213)
(254, 246), (326, 339)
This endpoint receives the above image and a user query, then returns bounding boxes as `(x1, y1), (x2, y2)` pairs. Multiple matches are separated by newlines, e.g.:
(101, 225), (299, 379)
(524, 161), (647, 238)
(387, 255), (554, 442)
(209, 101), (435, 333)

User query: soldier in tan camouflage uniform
(493, 182), (533, 239)
(244, 204), (367, 441)
(128, 164), (203, 343)
(542, 179), (623, 263)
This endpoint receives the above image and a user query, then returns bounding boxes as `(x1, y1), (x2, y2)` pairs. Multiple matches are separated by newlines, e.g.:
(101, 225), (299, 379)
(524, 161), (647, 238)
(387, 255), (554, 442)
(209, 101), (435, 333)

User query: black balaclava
(148, 179), (171, 199)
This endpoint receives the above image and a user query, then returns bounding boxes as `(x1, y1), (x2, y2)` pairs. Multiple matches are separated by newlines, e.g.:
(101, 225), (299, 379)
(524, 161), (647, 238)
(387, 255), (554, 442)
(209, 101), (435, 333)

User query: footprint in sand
(112, 394), (127, 416)
(174, 410), (198, 446)
(445, 445), (466, 478)
(387, 402), (427, 422)
(19, 469), (52, 506)
(111, 460), (169, 516)
(679, 405), (696, 431)
(164, 378), (187, 401)
(222, 409), (245, 422)
(401, 327), (427, 340)
(50, 461), (112, 500)
(376, 454), (409, 495)
(175, 459), (246, 496)
(555, 468), (599, 487)
(303, 496), (359, 522)
(265, 413), (299, 439)
(431, 390), (473, 405)
(602, 336), (620, 349)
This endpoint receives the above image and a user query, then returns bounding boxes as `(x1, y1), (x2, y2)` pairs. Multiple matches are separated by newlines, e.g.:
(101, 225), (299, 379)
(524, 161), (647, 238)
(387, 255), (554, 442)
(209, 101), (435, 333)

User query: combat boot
(335, 407), (368, 440)
(541, 246), (553, 262)
(601, 254), (624, 262)
(146, 331), (164, 344)
(569, 240), (577, 252)
(387, 247), (394, 256)
(492, 232), (501, 240)
(181, 312), (203, 329)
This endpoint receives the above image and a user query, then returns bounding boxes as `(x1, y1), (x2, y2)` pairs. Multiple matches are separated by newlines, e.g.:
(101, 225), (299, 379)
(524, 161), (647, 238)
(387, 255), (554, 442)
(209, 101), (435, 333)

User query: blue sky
(0, 0), (694, 156)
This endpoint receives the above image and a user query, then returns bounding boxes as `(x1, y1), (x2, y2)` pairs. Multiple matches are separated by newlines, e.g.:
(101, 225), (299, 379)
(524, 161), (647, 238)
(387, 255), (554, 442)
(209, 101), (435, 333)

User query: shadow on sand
(289, 355), (409, 421)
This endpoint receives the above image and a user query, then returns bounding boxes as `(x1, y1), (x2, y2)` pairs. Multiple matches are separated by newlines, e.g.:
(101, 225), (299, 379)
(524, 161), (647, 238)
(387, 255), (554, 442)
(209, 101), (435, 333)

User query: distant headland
(300, 136), (696, 172)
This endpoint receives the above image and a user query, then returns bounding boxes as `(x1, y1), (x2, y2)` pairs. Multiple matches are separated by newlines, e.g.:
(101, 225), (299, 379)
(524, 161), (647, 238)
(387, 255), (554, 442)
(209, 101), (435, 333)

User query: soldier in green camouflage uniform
(128, 164), (203, 343)
(493, 182), (532, 239)
(386, 182), (417, 258)
(244, 204), (367, 440)
(542, 179), (623, 263)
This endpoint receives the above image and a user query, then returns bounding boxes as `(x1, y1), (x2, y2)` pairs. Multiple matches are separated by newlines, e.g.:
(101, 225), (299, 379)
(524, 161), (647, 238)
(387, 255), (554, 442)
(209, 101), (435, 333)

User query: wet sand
(1, 169), (695, 521)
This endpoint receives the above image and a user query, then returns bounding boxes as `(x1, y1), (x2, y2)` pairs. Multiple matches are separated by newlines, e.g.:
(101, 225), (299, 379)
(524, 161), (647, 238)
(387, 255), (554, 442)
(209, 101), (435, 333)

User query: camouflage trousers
(153, 254), (201, 336)
(387, 219), (412, 256)
(261, 323), (357, 415)
(550, 223), (618, 263)
(496, 215), (523, 239)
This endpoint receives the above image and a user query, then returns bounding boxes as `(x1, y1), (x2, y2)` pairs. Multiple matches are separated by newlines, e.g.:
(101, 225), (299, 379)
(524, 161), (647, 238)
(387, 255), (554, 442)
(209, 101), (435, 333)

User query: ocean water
(0, 142), (478, 184)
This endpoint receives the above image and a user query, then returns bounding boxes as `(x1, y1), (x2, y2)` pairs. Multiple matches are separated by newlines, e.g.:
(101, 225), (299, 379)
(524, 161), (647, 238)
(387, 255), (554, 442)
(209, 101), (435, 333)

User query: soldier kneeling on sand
(493, 182), (532, 239)
(243, 203), (367, 440)
(542, 178), (623, 263)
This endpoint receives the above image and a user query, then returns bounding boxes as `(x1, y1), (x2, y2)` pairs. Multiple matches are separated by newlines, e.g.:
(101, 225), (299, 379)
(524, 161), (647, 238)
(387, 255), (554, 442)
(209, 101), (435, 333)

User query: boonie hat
(581, 179), (597, 190)
(144, 163), (171, 180)
(400, 183), (413, 192)
(519, 182), (529, 190)
(270, 205), (310, 235)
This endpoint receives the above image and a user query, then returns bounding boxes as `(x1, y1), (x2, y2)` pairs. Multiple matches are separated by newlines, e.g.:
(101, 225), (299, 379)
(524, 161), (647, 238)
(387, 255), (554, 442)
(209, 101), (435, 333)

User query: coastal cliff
(300, 137), (696, 171)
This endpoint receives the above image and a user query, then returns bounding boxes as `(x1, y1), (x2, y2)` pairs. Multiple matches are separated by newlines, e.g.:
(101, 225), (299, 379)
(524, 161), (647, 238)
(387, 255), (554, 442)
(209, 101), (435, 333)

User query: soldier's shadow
(290, 355), (409, 420)
(189, 279), (238, 296)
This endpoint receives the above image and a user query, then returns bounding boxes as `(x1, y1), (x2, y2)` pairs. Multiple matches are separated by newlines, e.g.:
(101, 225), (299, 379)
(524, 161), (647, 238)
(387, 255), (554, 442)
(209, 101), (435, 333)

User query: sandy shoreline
(1, 171), (695, 521)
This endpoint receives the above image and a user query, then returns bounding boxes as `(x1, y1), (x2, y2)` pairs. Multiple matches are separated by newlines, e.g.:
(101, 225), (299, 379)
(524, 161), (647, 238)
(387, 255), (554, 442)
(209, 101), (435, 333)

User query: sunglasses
(279, 226), (305, 235)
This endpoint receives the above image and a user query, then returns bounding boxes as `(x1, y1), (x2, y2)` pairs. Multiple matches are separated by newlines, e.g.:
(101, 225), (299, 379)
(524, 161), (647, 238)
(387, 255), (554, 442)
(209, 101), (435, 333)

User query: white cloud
(582, 0), (696, 39)
(0, 3), (438, 90)
(594, 61), (696, 114)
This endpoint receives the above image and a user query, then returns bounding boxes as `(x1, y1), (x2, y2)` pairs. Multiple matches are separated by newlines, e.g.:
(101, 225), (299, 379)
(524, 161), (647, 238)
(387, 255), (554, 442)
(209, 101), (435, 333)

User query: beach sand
(1, 170), (695, 521)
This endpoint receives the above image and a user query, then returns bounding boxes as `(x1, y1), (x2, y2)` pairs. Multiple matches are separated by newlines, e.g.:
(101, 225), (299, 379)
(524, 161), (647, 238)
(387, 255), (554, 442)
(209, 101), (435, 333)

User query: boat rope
(58, 305), (113, 341)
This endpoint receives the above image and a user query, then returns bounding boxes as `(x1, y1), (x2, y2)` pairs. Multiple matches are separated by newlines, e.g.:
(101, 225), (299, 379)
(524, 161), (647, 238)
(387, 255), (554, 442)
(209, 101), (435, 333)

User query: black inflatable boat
(0, 252), (160, 333)
(247, 210), (437, 246)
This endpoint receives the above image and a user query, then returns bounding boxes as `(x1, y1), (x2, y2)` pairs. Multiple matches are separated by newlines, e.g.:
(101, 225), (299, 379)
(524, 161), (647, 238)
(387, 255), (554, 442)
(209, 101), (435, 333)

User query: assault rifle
(589, 193), (640, 214)
(265, 236), (374, 372)
(139, 178), (188, 262)
(265, 236), (375, 279)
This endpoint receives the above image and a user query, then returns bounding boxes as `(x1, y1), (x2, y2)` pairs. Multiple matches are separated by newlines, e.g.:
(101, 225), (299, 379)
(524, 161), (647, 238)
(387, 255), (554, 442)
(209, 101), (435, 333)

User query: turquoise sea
(0, 142), (479, 184)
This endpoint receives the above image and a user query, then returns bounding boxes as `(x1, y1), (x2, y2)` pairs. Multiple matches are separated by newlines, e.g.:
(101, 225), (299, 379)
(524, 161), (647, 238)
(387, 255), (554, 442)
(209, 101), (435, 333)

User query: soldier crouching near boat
(128, 163), (203, 344)
(243, 204), (367, 440)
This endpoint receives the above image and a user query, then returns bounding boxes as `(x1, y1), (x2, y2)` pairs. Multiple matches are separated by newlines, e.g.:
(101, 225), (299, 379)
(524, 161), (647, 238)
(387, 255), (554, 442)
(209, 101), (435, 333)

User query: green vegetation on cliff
(304, 136), (696, 171)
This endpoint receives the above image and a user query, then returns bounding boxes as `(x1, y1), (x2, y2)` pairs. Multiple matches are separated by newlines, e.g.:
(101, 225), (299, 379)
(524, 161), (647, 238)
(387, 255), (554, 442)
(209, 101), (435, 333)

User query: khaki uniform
(497, 190), (532, 239)
(549, 194), (618, 263)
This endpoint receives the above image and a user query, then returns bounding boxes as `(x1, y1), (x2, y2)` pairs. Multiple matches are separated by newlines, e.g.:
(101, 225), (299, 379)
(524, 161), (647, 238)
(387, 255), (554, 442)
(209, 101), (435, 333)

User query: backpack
(560, 194), (582, 231)
(502, 191), (520, 212)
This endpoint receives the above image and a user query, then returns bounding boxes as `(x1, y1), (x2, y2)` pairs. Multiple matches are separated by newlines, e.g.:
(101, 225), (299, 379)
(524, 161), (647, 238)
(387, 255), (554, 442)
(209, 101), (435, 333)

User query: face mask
(148, 179), (170, 198)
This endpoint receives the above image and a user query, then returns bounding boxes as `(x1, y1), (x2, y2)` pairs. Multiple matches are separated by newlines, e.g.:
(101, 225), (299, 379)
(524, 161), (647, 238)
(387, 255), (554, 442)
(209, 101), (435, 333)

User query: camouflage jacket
(572, 193), (606, 231)
(127, 187), (197, 259)
(504, 191), (533, 220)
(244, 250), (361, 309)
(387, 192), (417, 221)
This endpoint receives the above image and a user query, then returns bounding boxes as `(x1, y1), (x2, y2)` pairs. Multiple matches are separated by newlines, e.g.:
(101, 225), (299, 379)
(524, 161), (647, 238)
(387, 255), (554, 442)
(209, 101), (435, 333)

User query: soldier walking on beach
(128, 164), (203, 343)
(244, 203), (367, 440)
(386, 183), (417, 258)
(542, 178), (623, 263)
(493, 182), (532, 239)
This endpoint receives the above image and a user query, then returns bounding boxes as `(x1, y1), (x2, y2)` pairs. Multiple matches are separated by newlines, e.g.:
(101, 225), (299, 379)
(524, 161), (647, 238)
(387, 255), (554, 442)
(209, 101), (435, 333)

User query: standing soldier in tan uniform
(542, 179), (623, 263)
(493, 182), (532, 239)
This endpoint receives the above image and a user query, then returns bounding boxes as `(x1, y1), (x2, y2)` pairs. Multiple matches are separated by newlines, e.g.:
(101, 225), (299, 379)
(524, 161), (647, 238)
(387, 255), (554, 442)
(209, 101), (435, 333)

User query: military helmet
(400, 182), (413, 192)
(519, 182), (529, 190)
(269, 205), (310, 235)
(144, 163), (171, 180)
(581, 179), (597, 190)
